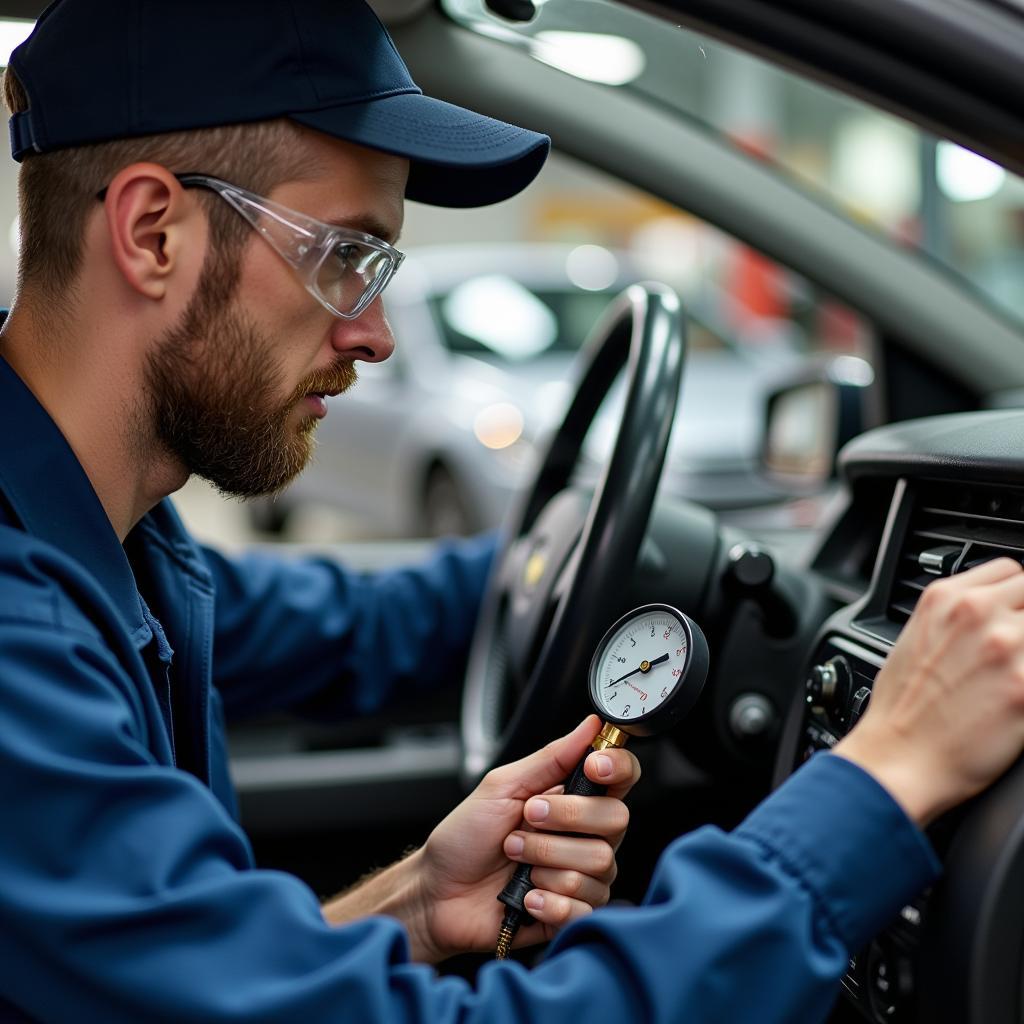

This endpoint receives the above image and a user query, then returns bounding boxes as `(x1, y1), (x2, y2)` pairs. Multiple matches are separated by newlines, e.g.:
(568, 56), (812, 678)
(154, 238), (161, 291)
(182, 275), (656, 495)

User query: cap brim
(290, 91), (550, 208)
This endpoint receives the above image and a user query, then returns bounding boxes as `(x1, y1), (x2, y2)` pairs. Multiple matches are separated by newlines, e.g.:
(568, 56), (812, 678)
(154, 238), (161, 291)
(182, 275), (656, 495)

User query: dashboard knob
(805, 656), (852, 715)
(727, 543), (775, 588)
(725, 543), (798, 638)
(806, 662), (834, 704)
(728, 693), (776, 740)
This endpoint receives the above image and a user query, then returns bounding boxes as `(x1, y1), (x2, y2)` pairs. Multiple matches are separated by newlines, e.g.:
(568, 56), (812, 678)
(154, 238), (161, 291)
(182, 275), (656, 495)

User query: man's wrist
(321, 847), (442, 963)
(832, 732), (947, 828)
(395, 847), (445, 963)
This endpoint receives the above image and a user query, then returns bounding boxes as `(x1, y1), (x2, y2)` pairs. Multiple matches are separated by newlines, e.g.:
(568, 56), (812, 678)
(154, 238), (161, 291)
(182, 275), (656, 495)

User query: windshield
(444, 0), (1024, 332)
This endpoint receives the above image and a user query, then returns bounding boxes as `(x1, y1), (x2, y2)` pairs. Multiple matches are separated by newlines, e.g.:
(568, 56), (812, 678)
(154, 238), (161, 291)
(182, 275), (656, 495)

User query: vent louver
(888, 482), (1024, 626)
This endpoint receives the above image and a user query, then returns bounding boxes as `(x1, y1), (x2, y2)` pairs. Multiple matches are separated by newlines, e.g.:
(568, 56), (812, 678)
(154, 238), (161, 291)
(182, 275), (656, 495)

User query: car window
(445, 0), (1024, 333)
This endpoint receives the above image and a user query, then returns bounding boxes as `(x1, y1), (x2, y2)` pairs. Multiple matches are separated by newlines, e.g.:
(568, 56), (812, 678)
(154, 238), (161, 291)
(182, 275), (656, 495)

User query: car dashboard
(774, 409), (1024, 1024)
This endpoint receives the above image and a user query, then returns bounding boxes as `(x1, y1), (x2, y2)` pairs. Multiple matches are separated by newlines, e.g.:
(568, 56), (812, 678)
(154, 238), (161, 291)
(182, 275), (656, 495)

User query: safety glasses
(176, 174), (405, 320)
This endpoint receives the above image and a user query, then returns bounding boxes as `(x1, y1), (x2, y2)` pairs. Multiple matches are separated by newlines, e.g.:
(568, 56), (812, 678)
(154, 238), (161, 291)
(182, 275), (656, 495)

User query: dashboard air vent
(888, 481), (1024, 626)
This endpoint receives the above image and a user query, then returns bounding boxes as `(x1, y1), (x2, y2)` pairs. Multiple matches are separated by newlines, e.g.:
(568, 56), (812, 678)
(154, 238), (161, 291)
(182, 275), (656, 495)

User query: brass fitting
(592, 722), (628, 751)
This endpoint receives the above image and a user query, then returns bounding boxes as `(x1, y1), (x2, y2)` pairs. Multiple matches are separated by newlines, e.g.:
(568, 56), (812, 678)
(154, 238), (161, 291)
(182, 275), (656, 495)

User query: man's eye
(319, 244), (358, 282)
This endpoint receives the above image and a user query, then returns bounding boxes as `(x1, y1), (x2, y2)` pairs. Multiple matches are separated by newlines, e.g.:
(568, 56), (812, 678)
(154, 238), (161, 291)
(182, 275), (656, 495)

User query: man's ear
(101, 163), (199, 301)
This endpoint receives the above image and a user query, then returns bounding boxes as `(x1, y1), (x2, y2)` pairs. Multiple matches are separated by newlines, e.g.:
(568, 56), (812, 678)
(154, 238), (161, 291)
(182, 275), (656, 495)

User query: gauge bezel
(587, 602), (709, 737)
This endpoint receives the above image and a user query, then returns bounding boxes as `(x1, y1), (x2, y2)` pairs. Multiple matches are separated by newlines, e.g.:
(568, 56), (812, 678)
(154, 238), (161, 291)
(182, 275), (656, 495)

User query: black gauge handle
(561, 748), (607, 801)
(496, 750), (608, 951)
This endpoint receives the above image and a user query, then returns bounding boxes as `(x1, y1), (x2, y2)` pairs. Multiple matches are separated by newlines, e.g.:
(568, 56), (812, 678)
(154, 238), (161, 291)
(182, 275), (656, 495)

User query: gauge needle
(605, 653), (669, 688)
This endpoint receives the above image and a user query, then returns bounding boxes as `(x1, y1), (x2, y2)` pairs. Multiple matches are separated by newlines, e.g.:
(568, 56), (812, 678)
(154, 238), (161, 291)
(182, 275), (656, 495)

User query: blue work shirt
(0, 353), (940, 1022)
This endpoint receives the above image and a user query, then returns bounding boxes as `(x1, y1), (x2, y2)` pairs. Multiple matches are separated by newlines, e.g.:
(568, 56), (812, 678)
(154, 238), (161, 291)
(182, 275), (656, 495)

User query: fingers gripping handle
(498, 750), (608, 910)
(562, 748), (608, 800)
(495, 749), (608, 957)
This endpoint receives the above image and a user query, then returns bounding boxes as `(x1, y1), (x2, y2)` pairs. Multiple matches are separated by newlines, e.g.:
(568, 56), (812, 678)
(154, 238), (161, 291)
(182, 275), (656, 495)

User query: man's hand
(836, 557), (1024, 826)
(408, 714), (639, 962)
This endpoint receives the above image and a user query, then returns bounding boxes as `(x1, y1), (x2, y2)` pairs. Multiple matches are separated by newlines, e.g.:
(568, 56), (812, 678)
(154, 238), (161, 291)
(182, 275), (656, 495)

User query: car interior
(3, 1), (1024, 1021)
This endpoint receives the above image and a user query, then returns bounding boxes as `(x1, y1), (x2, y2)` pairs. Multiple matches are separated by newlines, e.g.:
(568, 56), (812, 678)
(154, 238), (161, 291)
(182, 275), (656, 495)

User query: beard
(144, 269), (357, 499)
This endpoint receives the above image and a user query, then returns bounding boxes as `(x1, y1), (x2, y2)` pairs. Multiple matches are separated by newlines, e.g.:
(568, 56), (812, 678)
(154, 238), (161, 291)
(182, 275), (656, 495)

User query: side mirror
(761, 357), (874, 487)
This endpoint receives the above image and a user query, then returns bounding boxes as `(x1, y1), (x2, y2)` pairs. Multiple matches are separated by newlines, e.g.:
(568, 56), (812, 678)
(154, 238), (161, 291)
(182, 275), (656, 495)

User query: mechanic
(2, 2), (1024, 1023)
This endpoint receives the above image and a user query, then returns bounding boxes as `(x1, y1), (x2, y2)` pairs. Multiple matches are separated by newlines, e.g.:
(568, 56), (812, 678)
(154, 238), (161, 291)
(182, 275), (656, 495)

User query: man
(1, 2), (1024, 1023)
(0, 0), (639, 1015)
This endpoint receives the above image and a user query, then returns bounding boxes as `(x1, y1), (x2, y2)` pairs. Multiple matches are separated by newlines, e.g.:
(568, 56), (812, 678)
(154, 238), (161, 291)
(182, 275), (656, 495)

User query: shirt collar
(0, 352), (149, 641)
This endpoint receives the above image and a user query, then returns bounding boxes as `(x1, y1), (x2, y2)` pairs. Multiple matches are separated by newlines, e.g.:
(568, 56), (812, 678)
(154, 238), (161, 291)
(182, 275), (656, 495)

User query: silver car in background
(254, 243), (797, 537)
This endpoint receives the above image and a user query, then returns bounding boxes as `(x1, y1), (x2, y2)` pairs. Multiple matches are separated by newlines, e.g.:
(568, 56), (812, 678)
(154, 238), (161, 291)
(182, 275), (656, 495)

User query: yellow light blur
(473, 402), (524, 450)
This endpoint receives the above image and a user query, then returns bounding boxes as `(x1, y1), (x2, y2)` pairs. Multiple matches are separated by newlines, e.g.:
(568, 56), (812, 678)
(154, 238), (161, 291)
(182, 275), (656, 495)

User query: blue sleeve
(0, 593), (940, 1024)
(527, 752), (941, 1024)
(200, 532), (496, 720)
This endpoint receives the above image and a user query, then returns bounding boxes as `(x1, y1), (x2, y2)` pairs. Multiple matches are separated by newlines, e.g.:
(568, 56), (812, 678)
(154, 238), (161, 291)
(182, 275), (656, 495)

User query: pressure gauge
(496, 601), (710, 959)
(588, 603), (709, 737)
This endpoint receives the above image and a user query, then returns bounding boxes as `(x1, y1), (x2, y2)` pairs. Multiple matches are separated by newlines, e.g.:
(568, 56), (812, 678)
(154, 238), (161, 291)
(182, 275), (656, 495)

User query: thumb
(483, 715), (601, 800)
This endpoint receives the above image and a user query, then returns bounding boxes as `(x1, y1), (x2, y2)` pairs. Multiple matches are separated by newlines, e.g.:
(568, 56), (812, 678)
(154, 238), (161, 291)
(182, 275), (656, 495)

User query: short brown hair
(3, 66), (313, 302)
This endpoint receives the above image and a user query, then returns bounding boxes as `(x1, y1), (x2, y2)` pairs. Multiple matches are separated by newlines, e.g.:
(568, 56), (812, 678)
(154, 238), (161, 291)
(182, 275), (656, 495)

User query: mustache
(292, 360), (358, 403)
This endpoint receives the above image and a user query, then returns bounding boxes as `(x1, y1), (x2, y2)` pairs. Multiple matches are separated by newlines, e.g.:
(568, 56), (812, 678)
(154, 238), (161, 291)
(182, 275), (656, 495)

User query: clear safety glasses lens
(313, 241), (398, 319)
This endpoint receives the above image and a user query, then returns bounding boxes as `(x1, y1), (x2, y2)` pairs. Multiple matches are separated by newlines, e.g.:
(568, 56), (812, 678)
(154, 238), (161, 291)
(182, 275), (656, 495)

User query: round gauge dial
(588, 603), (708, 737)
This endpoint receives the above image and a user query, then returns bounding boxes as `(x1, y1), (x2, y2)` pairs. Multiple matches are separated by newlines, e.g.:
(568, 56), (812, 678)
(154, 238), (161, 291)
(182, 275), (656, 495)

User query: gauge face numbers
(593, 610), (689, 723)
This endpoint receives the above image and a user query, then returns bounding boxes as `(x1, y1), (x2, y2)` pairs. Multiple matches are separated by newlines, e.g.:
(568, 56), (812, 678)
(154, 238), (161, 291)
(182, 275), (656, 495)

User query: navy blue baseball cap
(7, 0), (550, 208)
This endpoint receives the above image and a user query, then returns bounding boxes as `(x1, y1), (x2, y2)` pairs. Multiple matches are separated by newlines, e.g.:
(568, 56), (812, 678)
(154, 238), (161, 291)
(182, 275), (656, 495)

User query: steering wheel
(461, 283), (686, 781)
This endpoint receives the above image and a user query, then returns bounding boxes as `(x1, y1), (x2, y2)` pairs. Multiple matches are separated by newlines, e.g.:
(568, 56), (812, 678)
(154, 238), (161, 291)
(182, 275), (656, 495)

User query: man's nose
(329, 298), (395, 363)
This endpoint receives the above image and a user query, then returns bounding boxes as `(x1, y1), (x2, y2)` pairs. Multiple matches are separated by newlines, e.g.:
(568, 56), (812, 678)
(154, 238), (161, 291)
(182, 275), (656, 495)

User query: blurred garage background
(0, 5), (1019, 555)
